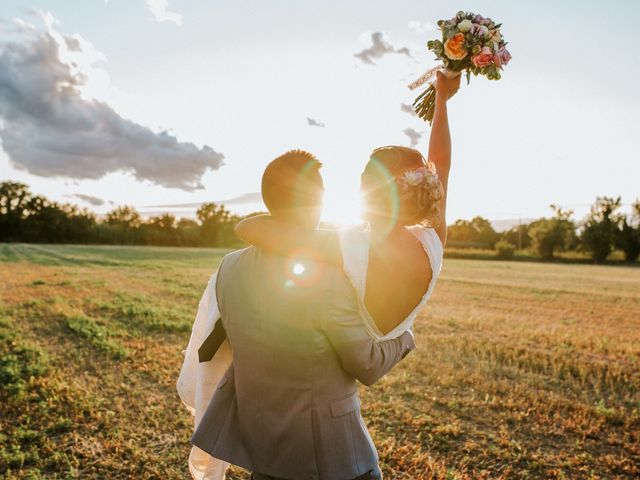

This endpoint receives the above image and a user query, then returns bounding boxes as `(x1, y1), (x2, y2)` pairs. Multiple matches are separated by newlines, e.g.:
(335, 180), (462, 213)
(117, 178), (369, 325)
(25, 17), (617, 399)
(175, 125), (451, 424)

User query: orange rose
(443, 33), (467, 61)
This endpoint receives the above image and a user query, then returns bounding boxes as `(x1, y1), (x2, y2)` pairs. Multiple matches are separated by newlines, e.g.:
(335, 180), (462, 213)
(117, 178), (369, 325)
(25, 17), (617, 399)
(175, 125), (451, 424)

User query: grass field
(1, 243), (639, 479)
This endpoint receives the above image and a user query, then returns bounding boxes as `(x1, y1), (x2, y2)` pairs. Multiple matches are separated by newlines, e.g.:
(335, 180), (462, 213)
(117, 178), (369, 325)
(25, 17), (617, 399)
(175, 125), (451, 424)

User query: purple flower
(498, 46), (511, 65)
(471, 24), (490, 39)
(494, 46), (512, 68)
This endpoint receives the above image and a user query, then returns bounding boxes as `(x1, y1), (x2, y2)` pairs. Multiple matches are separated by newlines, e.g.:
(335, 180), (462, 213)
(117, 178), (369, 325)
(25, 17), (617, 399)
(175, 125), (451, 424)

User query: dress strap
(408, 226), (444, 276)
(337, 225), (370, 296)
(423, 227), (444, 275)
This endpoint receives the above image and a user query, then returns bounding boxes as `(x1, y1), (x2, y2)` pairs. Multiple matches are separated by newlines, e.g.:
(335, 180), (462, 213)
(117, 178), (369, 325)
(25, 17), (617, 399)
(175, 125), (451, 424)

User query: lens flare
(292, 263), (305, 275)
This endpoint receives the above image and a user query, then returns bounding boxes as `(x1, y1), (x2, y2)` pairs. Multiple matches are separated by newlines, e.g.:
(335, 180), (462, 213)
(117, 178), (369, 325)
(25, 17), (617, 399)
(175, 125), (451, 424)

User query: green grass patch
(0, 319), (48, 399)
(64, 315), (128, 359)
(96, 294), (192, 334)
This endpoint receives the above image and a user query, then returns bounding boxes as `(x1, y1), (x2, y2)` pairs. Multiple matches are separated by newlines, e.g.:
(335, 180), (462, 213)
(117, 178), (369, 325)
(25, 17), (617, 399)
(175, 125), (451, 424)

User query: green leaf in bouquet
(466, 69), (471, 85)
(428, 40), (444, 56)
(443, 26), (458, 40)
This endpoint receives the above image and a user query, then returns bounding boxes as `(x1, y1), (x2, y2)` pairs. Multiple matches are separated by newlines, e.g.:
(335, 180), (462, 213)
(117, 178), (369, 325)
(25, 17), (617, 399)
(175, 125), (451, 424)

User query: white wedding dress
(176, 224), (444, 480)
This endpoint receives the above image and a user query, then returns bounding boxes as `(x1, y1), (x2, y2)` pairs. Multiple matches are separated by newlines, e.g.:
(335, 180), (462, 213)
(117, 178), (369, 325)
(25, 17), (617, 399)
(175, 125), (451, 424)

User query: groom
(191, 150), (415, 480)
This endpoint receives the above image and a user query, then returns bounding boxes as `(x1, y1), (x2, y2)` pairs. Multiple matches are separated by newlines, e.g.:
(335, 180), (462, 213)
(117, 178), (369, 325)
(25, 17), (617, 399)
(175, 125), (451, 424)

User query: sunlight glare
(321, 184), (362, 225)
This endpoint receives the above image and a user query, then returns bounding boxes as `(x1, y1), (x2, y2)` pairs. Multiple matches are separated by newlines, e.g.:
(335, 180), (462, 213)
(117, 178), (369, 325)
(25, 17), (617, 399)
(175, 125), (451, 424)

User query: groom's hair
(262, 150), (323, 216)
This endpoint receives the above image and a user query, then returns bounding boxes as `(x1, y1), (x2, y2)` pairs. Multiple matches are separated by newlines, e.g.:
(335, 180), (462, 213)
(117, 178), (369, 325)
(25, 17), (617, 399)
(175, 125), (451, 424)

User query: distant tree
(177, 218), (198, 229)
(105, 206), (142, 228)
(0, 182), (33, 241)
(614, 199), (640, 262)
(177, 218), (201, 246)
(65, 206), (97, 243)
(495, 239), (516, 260)
(142, 214), (179, 246)
(580, 197), (621, 263)
(21, 196), (66, 243)
(447, 216), (500, 248)
(500, 222), (532, 250)
(528, 205), (575, 260)
(104, 206), (142, 244)
(197, 203), (232, 247)
(218, 213), (244, 247)
(148, 213), (177, 231)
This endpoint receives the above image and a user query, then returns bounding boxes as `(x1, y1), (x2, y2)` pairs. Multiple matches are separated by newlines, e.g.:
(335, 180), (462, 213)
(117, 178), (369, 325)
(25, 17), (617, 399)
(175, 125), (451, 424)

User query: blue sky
(0, 0), (638, 223)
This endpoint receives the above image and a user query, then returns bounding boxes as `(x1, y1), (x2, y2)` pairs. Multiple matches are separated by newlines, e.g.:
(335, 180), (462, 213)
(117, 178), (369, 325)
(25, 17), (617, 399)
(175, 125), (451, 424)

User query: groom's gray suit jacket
(192, 246), (415, 480)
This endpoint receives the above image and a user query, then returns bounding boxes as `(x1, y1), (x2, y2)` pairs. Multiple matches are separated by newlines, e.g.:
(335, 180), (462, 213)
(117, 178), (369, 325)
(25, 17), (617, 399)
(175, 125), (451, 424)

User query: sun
(321, 185), (363, 225)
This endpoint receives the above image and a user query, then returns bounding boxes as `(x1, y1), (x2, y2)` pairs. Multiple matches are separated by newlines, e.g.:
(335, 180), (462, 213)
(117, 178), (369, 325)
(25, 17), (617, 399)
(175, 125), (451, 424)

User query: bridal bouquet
(410, 11), (512, 123)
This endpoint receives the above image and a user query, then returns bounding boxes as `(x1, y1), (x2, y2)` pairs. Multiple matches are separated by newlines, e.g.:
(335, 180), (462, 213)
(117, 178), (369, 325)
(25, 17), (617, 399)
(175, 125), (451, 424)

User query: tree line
(447, 199), (640, 263)
(0, 182), (250, 248)
(1, 182), (638, 263)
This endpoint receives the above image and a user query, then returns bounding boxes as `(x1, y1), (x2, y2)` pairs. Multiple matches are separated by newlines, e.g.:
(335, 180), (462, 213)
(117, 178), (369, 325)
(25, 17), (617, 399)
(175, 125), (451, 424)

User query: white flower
(402, 170), (424, 186)
(425, 173), (439, 186)
(458, 19), (473, 33)
(479, 25), (491, 39)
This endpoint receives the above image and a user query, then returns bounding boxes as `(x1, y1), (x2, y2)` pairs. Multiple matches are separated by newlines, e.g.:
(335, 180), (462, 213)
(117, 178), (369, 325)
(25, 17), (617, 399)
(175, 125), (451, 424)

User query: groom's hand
(435, 71), (461, 102)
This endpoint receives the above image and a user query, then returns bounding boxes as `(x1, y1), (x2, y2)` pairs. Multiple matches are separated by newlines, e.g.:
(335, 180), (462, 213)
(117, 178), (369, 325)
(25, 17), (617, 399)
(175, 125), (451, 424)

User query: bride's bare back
(365, 229), (432, 335)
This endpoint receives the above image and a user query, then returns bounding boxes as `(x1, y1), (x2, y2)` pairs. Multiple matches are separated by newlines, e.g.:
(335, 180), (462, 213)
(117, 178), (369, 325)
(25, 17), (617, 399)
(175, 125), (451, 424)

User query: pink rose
(493, 46), (511, 68)
(471, 46), (494, 68)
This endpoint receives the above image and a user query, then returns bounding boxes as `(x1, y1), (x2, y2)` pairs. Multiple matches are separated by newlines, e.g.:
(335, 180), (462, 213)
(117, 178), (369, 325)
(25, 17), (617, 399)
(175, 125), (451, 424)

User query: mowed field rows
(1, 243), (638, 479)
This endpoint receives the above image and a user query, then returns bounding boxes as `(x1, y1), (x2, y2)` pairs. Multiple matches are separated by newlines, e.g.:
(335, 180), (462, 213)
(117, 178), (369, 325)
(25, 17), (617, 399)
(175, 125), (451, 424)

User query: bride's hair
(361, 146), (443, 227)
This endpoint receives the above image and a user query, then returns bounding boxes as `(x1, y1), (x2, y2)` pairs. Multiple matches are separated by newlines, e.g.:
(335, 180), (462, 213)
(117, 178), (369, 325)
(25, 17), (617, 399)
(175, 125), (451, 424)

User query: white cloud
(12, 18), (37, 33)
(101, 0), (183, 25)
(408, 20), (435, 34)
(145, 0), (183, 26)
(0, 13), (223, 191)
(354, 32), (412, 65)
(403, 128), (422, 147)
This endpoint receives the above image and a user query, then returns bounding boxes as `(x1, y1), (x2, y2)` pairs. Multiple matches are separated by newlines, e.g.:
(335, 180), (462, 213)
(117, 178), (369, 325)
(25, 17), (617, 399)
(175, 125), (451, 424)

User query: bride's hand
(435, 71), (461, 102)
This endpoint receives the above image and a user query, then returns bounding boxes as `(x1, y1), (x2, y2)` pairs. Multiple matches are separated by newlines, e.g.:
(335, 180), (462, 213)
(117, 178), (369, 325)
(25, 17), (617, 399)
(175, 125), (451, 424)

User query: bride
(177, 70), (460, 479)
(237, 71), (459, 338)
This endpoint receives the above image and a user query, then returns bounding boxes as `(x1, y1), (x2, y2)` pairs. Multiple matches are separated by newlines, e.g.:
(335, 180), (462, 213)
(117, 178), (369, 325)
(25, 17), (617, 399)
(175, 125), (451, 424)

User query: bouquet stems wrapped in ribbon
(410, 11), (512, 124)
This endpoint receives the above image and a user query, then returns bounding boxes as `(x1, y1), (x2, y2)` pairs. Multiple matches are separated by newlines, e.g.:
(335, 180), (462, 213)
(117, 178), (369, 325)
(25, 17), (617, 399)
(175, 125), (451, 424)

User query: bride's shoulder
(408, 224), (443, 247)
(407, 225), (444, 272)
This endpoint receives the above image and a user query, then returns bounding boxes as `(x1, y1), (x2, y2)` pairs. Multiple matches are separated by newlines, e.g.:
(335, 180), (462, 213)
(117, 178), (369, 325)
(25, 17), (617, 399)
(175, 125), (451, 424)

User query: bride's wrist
(435, 94), (447, 107)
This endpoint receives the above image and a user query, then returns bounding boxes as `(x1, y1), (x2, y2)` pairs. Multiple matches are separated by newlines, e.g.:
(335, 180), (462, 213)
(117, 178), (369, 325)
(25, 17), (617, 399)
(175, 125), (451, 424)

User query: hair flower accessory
(400, 168), (426, 188)
(398, 166), (438, 190)
(396, 163), (444, 227)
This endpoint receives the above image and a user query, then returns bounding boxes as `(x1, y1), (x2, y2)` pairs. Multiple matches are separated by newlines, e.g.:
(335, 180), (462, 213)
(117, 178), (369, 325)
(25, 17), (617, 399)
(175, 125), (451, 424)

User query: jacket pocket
(329, 392), (360, 417)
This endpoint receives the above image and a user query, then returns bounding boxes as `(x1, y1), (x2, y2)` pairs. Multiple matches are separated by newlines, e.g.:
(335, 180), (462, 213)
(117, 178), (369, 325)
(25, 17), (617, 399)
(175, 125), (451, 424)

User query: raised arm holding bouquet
(410, 11), (512, 123)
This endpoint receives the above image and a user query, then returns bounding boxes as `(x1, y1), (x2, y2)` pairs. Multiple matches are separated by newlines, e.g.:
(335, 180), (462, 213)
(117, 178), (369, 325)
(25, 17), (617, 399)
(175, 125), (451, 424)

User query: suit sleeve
(320, 270), (416, 386)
